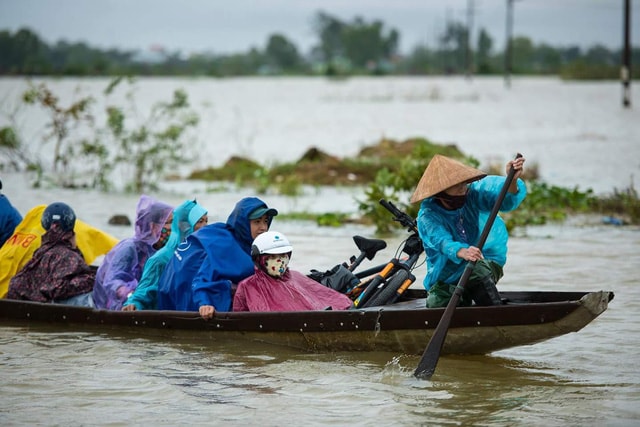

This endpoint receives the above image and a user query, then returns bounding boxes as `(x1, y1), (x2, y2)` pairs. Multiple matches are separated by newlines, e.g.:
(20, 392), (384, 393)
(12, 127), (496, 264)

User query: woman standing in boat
(233, 231), (353, 312)
(122, 199), (208, 311)
(411, 155), (526, 308)
(7, 202), (96, 306)
(92, 195), (173, 310)
(157, 197), (278, 319)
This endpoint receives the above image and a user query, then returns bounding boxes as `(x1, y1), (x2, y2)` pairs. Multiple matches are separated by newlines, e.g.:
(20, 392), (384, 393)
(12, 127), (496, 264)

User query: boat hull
(0, 290), (613, 355)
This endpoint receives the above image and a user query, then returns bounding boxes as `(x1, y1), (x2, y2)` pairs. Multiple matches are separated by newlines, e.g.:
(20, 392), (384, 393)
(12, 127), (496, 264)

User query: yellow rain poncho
(0, 205), (119, 298)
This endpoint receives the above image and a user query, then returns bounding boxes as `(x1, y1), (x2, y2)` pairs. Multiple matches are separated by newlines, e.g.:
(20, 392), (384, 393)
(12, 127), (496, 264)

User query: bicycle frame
(308, 234), (387, 294)
(351, 199), (425, 308)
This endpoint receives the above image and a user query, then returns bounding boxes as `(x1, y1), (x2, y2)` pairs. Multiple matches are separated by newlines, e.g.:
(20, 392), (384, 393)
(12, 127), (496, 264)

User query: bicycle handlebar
(379, 199), (418, 233)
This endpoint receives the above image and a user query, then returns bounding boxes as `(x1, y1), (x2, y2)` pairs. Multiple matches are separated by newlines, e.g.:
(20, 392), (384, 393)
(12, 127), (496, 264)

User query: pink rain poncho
(233, 267), (353, 312)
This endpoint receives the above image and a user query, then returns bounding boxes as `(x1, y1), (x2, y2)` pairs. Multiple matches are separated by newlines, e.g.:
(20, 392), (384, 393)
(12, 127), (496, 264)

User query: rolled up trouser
(466, 259), (503, 306)
(467, 274), (502, 306)
(426, 260), (503, 308)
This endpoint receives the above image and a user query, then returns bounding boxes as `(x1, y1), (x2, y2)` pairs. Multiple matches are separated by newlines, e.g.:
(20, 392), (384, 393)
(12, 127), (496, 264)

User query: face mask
(436, 193), (467, 210)
(262, 253), (290, 278)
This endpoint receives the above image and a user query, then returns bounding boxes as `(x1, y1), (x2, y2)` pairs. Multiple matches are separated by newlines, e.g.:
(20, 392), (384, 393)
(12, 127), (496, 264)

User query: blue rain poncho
(417, 175), (527, 291)
(92, 195), (173, 310)
(157, 197), (274, 312)
(123, 199), (207, 310)
(0, 193), (22, 246)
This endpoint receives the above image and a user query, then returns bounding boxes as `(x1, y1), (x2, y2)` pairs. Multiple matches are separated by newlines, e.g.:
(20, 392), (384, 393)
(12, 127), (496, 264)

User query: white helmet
(251, 231), (293, 257)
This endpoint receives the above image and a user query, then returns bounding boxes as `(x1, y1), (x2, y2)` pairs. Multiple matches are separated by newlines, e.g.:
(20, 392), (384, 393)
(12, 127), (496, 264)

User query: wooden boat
(0, 289), (613, 355)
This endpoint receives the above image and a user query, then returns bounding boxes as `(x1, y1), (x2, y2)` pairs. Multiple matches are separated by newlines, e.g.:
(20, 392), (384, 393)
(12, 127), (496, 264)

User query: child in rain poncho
(158, 197), (278, 318)
(233, 231), (353, 312)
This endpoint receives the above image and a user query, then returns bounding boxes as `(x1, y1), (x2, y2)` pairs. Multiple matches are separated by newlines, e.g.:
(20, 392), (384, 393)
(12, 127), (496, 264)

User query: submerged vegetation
(190, 137), (639, 233)
(1, 79), (638, 234)
(1, 78), (199, 192)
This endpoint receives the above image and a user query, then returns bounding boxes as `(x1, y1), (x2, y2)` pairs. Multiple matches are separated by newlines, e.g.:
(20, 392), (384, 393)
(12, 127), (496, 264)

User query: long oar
(414, 153), (522, 380)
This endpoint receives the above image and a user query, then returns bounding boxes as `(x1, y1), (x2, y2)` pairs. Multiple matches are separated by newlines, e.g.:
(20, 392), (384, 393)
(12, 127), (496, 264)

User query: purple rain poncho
(92, 195), (173, 310)
(233, 267), (353, 312)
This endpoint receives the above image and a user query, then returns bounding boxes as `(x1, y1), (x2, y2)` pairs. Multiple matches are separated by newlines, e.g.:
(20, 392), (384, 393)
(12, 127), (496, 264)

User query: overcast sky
(0, 0), (637, 55)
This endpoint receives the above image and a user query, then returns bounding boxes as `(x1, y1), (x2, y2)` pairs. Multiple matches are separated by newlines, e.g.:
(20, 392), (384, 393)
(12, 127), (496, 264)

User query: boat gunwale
(0, 290), (613, 334)
(0, 290), (613, 355)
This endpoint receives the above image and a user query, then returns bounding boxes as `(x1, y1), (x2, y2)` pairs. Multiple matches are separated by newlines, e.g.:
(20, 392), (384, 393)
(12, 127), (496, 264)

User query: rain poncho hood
(158, 197), (274, 312)
(417, 175), (526, 290)
(124, 199), (207, 310)
(1, 193), (22, 246)
(233, 267), (353, 312)
(8, 227), (95, 302)
(92, 195), (172, 310)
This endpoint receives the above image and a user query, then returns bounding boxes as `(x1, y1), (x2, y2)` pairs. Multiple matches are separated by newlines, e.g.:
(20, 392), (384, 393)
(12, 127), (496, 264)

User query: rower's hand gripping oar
(414, 153), (523, 380)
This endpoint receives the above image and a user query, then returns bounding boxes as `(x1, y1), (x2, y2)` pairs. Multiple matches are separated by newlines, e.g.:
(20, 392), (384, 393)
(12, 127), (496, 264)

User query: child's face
(194, 215), (208, 231)
(263, 253), (290, 278)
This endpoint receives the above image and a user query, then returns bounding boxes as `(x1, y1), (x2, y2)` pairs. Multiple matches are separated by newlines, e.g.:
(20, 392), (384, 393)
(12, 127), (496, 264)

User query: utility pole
(622, 0), (632, 108)
(445, 7), (452, 74)
(465, 0), (475, 79)
(504, 0), (514, 88)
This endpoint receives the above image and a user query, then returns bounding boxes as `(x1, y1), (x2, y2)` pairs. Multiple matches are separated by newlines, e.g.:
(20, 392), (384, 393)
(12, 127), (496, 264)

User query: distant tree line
(0, 11), (638, 79)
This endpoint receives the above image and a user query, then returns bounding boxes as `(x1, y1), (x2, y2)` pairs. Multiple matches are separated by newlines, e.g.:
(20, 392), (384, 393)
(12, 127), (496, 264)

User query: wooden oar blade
(414, 327), (446, 379)
(413, 291), (461, 379)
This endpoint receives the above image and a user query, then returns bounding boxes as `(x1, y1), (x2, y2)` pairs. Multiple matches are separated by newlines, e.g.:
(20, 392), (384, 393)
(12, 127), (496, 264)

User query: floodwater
(1, 76), (640, 426)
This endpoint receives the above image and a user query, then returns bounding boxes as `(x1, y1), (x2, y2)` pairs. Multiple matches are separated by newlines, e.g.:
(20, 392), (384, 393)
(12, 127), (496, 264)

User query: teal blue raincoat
(417, 175), (527, 291)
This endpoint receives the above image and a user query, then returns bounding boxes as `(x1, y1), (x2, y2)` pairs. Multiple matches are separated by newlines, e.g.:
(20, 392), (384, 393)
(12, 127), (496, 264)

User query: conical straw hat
(410, 155), (487, 203)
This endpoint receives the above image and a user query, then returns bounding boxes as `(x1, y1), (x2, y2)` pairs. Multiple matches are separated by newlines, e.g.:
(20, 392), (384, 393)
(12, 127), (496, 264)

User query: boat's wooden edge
(0, 290), (613, 332)
(0, 291), (613, 355)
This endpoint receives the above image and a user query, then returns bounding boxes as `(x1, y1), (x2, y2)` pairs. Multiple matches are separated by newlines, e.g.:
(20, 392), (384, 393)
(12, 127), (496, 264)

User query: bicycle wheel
(364, 269), (410, 307)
